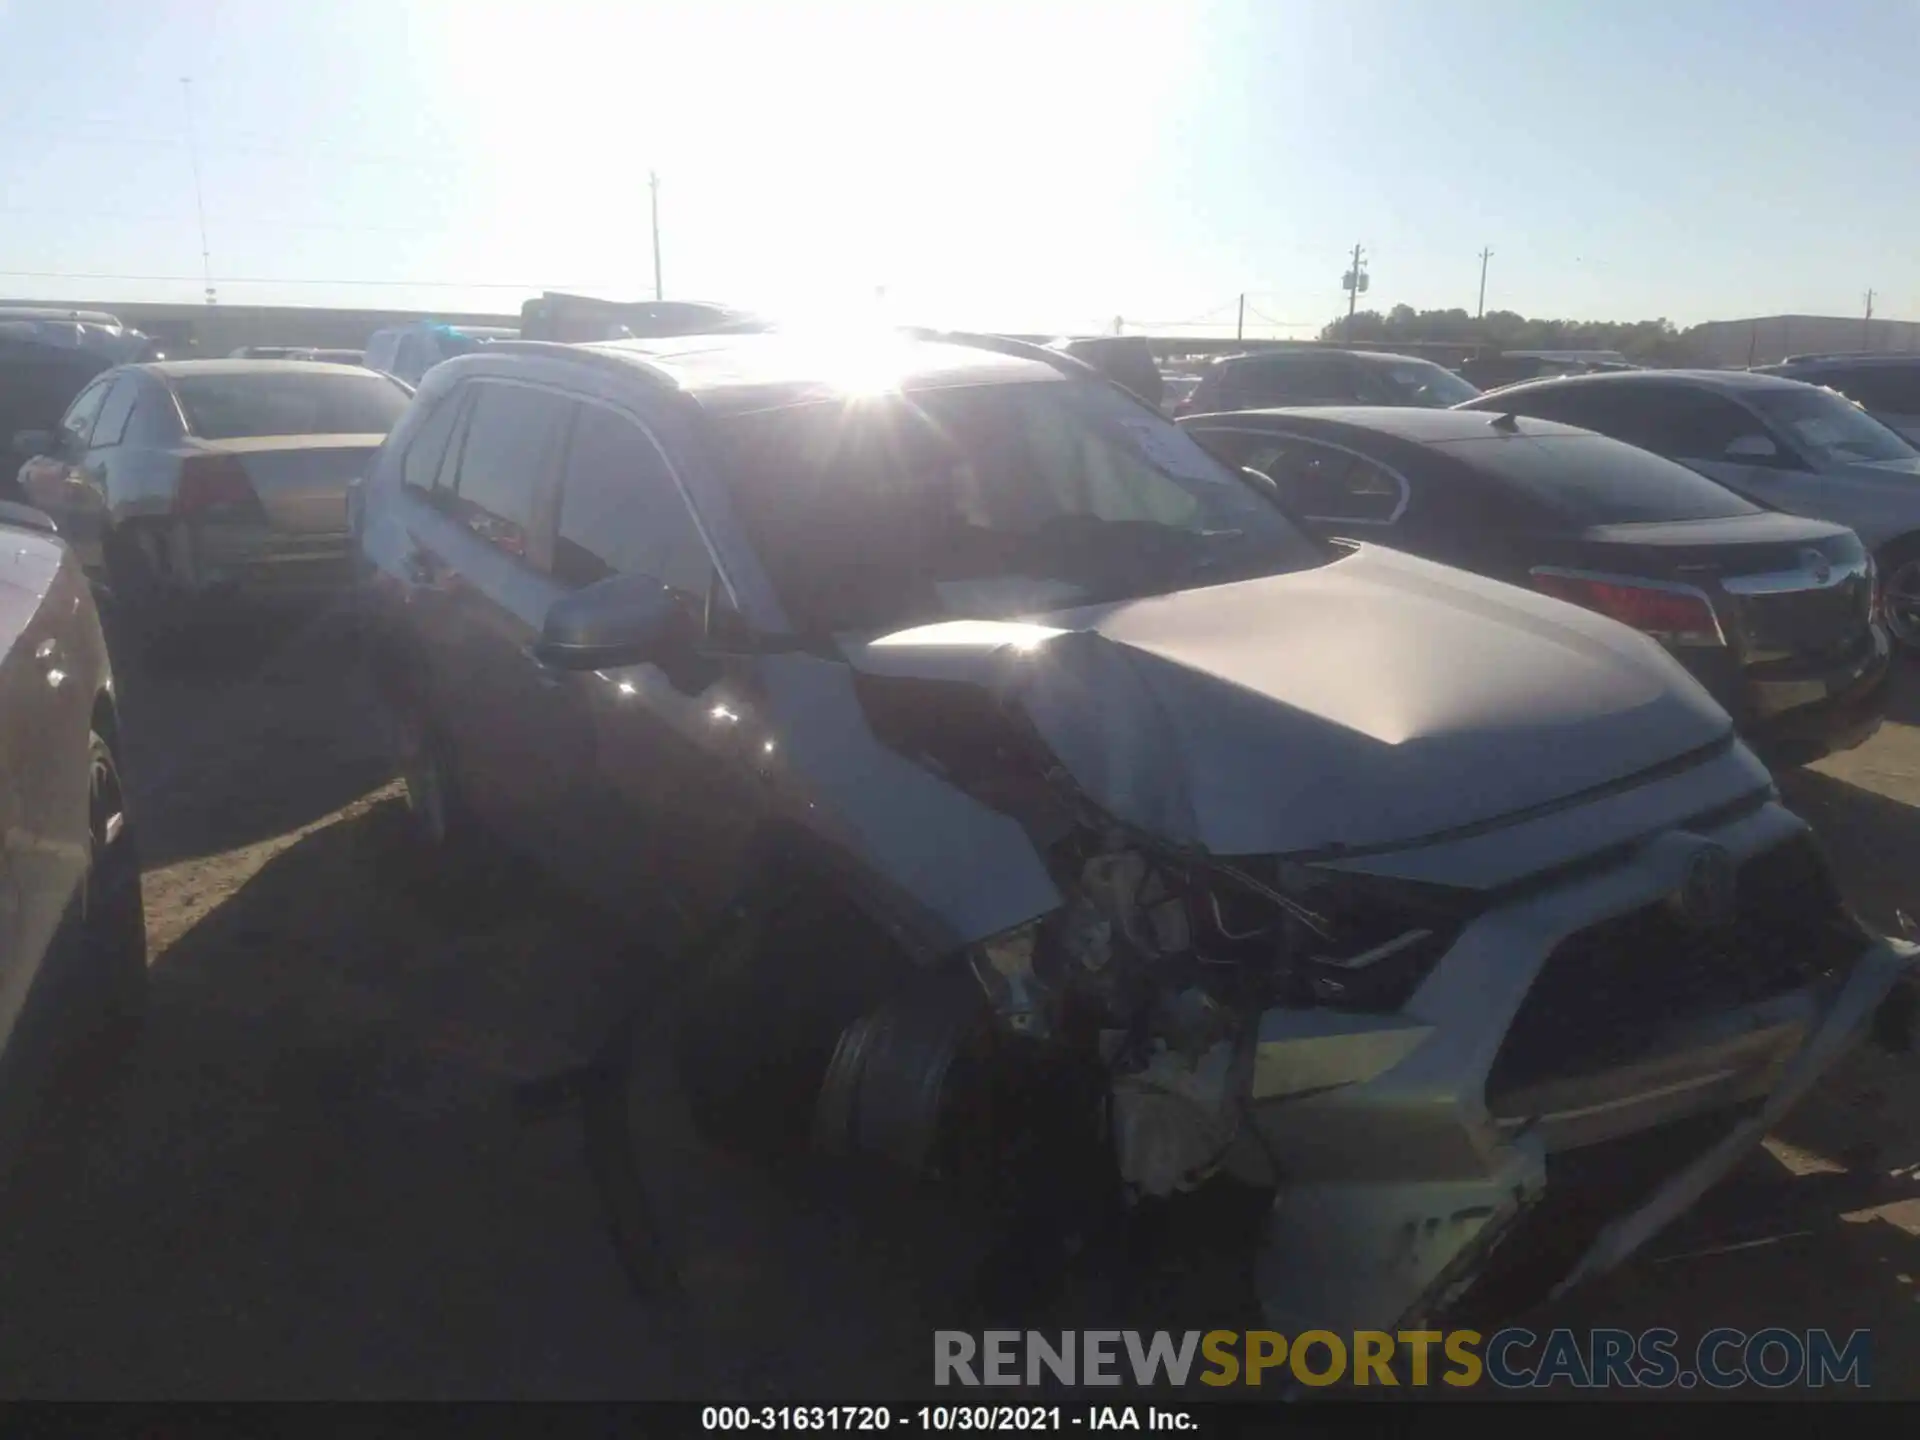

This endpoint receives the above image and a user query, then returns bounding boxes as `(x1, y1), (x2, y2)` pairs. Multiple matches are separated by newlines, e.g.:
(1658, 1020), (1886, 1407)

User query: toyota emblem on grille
(1671, 842), (1738, 931)
(1800, 547), (1833, 585)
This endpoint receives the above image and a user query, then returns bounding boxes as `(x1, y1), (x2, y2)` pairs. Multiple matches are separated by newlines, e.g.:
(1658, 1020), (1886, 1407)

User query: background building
(1687, 314), (1920, 367)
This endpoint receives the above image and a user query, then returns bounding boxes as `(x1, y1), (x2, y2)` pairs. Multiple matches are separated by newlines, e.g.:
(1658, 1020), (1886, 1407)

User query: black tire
(49, 730), (148, 1101)
(101, 528), (186, 667)
(1880, 537), (1920, 656)
(389, 694), (485, 864)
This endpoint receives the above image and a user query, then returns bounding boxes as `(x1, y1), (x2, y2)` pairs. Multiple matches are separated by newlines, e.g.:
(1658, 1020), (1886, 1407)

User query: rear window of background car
(1800, 366), (1920, 415)
(1443, 432), (1761, 524)
(1223, 355), (1350, 407)
(173, 372), (410, 440)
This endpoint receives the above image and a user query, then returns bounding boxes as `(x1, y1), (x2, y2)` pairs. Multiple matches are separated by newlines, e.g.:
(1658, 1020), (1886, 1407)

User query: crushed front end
(1233, 776), (1915, 1334)
(819, 563), (1917, 1336)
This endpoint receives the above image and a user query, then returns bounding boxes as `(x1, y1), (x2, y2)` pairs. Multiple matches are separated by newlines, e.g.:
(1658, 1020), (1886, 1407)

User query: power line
(180, 78), (215, 305)
(1242, 304), (1313, 328)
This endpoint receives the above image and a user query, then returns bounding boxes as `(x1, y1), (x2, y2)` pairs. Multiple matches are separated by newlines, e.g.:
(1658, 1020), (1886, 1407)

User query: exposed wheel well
(1877, 531), (1920, 565)
(90, 689), (120, 756)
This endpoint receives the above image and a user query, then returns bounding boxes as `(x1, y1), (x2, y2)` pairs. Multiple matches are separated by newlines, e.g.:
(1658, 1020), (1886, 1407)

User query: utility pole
(1863, 289), (1876, 350)
(1336, 245), (1367, 343)
(1476, 247), (1493, 320)
(1342, 244), (1368, 343)
(180, 77), (215, 305)
(650, 171), (663, 301)
(1236, 293), (1245, 341)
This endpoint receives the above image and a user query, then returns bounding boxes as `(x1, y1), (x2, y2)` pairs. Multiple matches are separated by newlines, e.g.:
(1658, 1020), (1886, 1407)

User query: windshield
(171, 371), (410, 440)
(713, 380), (1326, 635)
(1372, 360), (1481, 408)
(1746, 385), (1916, 467)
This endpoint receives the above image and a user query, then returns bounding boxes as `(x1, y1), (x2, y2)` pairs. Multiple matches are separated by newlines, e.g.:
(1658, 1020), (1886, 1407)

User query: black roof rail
(1779, 351), (1892, 365)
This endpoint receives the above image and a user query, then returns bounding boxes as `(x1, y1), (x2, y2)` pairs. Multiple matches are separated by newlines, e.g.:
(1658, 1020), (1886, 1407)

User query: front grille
(1487, 836), (1863, 1098)
(1445, 1102), (1759, 1326)
(1734, 578), (1872, 662)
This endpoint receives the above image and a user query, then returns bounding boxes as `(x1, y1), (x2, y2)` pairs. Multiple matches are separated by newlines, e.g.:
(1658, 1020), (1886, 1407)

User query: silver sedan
(12, 360), (411, 648)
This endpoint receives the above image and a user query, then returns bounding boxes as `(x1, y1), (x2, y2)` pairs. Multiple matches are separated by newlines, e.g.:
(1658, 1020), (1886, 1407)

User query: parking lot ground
(0, 598), (1915, 1398)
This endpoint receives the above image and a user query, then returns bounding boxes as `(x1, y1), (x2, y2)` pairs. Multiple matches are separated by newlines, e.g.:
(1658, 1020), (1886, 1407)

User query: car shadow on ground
(0, 794), (1009, 1398)
(113, 599), (396, 870)
(1877, 656), (1920, 728)
(0, 795), (692, 1399)
(1777, 767), (1920, 936)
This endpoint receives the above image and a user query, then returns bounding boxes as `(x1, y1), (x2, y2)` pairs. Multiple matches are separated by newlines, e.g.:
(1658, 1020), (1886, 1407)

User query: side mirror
(10, 430), (53, 459)
(1725, 434), (1778, 461)
(532, 572), (691, 671)
(0, 500), (58, 535)
(1241, 465), (1280, 496)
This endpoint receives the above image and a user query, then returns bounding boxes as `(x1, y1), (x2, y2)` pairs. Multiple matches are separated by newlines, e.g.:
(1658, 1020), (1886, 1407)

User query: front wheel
(391, 700), (476, 858)
(1880, 540), (1920, 655)
(52, 731), (148, 1099)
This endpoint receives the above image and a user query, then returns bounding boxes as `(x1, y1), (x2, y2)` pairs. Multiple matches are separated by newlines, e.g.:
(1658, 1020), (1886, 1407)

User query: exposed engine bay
(830, 664), (1479, 1207)
(963, 836), (1471, 1201)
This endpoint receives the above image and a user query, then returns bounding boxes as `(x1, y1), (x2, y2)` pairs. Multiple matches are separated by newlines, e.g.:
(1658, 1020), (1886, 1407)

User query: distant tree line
(1317, 304), (1712, 365)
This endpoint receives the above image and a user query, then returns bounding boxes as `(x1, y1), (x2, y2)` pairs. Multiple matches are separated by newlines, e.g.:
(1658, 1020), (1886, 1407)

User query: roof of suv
(1762, 354), (1920, 372)
(1212, 347), (1445, 371)
(141, 359), (396, 379)
(558, 331), (1073, 416)
(1186, 405), (1596, 446)
(1461, 367), (1812, 405)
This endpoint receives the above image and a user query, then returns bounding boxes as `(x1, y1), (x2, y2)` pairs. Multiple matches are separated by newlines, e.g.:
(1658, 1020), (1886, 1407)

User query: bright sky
(0, 0), (1912, 337)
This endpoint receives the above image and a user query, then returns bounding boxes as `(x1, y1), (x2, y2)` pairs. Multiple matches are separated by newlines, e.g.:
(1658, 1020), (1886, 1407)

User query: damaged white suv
(357, 328), (1916, 1333)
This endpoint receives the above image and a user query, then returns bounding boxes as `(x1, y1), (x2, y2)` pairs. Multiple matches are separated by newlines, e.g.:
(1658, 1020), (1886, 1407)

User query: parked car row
(1181, 405), (1889, 768)
(1453, 368), (1920, 653)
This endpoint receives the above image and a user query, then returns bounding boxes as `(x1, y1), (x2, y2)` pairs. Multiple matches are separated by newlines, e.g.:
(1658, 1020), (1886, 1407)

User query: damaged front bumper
(1240, 789), (1920, 1337)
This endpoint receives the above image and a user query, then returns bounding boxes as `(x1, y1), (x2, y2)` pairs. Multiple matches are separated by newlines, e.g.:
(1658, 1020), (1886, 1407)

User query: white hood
(849, 545), (1734, 856)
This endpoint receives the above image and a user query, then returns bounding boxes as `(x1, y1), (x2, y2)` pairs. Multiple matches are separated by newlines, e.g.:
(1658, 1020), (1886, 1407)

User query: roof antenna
(1489, 412), (1520, 432)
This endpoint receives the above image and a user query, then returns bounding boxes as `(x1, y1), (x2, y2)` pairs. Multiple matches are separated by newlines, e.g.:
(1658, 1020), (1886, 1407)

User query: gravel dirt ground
(0, 595), (1916, 1399)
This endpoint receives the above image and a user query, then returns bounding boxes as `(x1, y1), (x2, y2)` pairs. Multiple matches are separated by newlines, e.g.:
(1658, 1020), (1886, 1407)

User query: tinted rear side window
(448, 382), (568, 542)
(91, 376), (140, 448)
(400, 392), (465, 497)
(1437, 433), (1760, 523)
(172, 371), (409, 439)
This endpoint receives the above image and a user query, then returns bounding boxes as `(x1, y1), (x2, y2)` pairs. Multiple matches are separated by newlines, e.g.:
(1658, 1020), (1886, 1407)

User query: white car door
(0, 542), (91, 1056)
